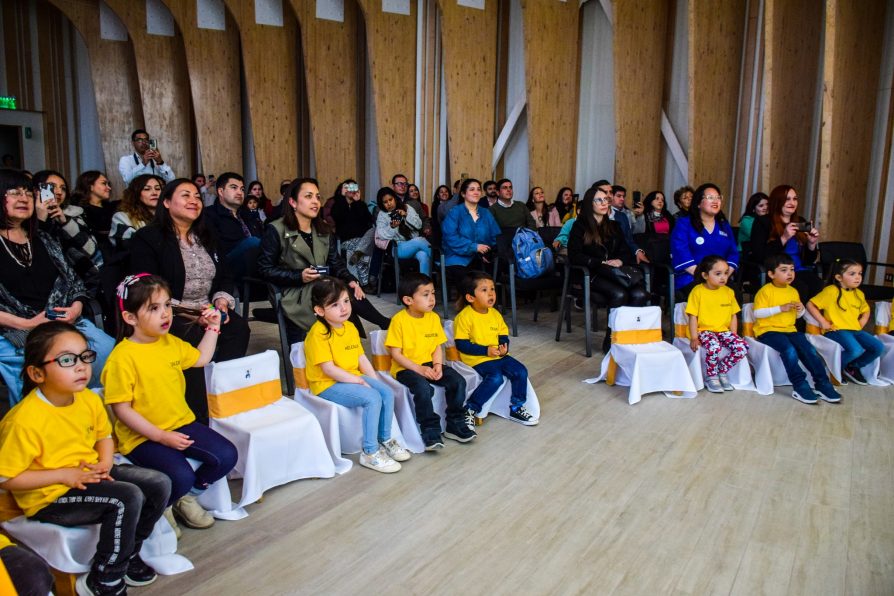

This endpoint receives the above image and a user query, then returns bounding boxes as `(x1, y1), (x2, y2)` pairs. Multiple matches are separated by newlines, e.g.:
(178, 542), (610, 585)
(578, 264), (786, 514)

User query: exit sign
(0, 96), (17, 110)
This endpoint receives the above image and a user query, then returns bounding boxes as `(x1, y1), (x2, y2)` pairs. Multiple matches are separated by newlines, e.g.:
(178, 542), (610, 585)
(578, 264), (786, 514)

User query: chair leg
(440, 254), (450, 320)
(556, 267), (570, 341)
(394, 258), (401, 305)
(584, 274), (592, 357)
(241, 281), (251, 320)
(275, 298), (295, 396)
(510, 266), (518, 337)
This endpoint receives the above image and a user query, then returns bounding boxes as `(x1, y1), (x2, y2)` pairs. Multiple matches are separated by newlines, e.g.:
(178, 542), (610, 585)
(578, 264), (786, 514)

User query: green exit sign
(0, 96), (17, 110)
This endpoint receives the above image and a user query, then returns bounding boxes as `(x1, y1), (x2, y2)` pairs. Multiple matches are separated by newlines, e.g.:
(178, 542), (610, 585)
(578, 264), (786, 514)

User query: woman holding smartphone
(31, 170), (103, 268)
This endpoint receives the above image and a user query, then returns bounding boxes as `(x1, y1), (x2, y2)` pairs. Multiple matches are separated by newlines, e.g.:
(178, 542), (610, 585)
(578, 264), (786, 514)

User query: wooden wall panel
(688, 0), (746, 191)
(162, 0), (242, 178)
(761, 0), (822, 195)
(818, 0), (886, 242)
(437, 0), (497, 183)
(47, 0), (144, 186)
(289, 0), (361, 196)
(356, 0), (416, 186)
(223, 0), (299, 189)
(613, 0), (668, 194)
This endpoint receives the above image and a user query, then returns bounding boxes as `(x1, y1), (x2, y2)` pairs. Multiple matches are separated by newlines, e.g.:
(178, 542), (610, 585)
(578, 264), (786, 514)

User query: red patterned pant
(698, 331), (748, 378)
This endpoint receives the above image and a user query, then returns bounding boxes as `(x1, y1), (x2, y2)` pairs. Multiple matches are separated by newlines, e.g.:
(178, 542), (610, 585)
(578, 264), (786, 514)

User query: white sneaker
(163, 506), (181, 539)
(173, 494), (214, 529)
(360, 448), (401, 473)
(380, 438), (411, 462)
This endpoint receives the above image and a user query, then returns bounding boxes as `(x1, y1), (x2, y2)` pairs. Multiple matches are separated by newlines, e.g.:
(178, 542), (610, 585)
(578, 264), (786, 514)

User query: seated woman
(553, 186), (576, 224)
(0, 169), (115, 406)
(71, 170), (116, 254)
(749, 184), (822, 302)
(526, 186), (562, 228)
(673, 185), (694, 221)
(737, 191), (768, 252)
(257, 178), (390, 343)
(430, 184), (451, 248)
(568, 186), (648, 352)
(404, 183), (432, 237)
(129, 178), (250, 423)
(330, 179), (376, 291)
(374, 187), (432, 276)
(670, 183), (739, 298)
(440, 178), (501, 289)
(247, 179), (273, 219)
(640, 190), (675, 272)
(110, 173), (163, 249)
(32, 169), (103, 267)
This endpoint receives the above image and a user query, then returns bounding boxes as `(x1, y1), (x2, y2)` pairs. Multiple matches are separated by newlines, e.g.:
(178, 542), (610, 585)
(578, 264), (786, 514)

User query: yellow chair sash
(293, 367), (310, 390)
(208, 379), (281, 419)
(606, 356), (617, 385)
(371, 354), (391, 372)
(611, 328), (662, 345)
(805, 323), (822, 335)
(674, 323), (689, 339)
(875, 324), (890, 335)
(445, 346), (460, 361)
(742, 322), (754, 338)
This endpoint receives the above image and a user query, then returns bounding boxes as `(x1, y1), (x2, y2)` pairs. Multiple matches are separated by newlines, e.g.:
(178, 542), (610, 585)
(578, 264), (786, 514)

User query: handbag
(609, 265), (644, 288)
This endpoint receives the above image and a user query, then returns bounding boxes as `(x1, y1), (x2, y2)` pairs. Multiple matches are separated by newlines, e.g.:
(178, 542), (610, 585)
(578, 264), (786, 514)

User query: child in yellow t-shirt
(386, 273), (474, 450)
(305, 277), (410, 473)
(753, 254), (841, 404)
(0, 321), (171, 594)
(453, 272), (539, 427)
(806, 258), (883, 385)
(685, 256), (748, 393)
(102, 274), (236, 533)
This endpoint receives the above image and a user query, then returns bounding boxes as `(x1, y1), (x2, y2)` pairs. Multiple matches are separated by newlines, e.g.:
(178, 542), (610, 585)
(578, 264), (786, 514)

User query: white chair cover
(442, 320), (541, 420)
(289, 343), (410, 455)
(587, 306), (697, 404)
(741, 303), (789, 392)
(802, 310), (844, 383)
(875, 302), (894, 383)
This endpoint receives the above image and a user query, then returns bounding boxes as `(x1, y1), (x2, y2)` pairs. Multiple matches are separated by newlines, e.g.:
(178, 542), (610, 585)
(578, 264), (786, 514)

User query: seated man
(118, 129), (175, 186)
(203, 172), (261, 280)
(489, 178), (536, 230)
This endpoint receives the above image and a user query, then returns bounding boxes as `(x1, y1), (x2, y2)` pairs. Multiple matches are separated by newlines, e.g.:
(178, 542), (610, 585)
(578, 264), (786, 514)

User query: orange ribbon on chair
(371, 354), (391, 372)
(674, 323), (689, 339)
(208, 379), (281, 419)
(875, 324), (890, 335)
(0, 491), (23, 523)
(741, 322), (754, 338)
(606, 357), (618, 386)
(805, 323), (822, 335)
(445, 347), (460, 361)
(292, 367), (310, 391)
(611, 329), (662, 345)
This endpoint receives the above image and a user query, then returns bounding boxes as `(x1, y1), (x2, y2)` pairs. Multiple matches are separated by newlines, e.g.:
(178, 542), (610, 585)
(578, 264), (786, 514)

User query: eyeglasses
(5, 189), (34, 199)
(133, 137), (150, 144)
(393, 181), (407, 187)
(40, 350), (97, 368)
(704, 195), (723, 202)
(593, 197), (609, 204)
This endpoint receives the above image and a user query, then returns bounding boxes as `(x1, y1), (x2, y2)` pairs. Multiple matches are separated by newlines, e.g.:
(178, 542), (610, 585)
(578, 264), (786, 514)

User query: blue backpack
(512, 227), (554, 279)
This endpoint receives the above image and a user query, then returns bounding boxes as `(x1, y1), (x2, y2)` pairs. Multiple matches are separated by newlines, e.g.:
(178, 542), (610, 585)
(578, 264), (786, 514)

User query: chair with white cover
(204, 350), (351, 511)
(369, 330), (445, 438)
(289, 342), (416, 455)
(671, 303), (764, 394)
(874, 301), (894, 383)
(740, 303), (787, 393)
(587, 306), (697, 404)
(442, 320), (541, 422)
(802, 310), (844, 384)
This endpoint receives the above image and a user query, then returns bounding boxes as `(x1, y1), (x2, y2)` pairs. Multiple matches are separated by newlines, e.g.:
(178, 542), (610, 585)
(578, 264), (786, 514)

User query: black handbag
(609, 265), (644, 288)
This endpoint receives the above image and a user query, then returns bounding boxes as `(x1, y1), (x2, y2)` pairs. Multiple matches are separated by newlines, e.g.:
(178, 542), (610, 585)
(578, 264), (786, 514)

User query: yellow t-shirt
(0, 534), (11, 549)
(453, 306), (509, 367)
(0, 389), (112, 517)
(685, 284), (740, 332)
(385, 309), (447, 375)
(753, 283), (801, 336)
(809, 285), (868, 331)
(305, 320), (364, 395)
(102, 334), (200, 455)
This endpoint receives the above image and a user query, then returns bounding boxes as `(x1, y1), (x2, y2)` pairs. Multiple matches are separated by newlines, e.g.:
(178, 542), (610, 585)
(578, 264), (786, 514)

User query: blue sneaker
(791, 384), (818, 404)
(815, 382), (842, 403)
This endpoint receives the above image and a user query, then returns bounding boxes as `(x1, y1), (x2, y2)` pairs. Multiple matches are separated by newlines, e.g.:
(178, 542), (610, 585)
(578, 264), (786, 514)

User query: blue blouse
(671, 217), (740, 287)
(440, 204), (500, 267)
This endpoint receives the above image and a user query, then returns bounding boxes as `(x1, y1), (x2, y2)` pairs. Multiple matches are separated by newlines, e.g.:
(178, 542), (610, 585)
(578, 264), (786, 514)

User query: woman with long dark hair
(110, 173), (163, 249)
(71, 170), (115, 251)
(330, 178), (376, 290)
(737, 191), (768, 252)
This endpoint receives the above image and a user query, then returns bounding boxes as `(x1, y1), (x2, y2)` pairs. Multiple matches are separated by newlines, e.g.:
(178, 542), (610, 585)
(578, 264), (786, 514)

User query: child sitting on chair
(453, 271), (539, 429)
(0, 321), (171, 595)
(753, 254), (842, 405)
(386, 273), (475, 451)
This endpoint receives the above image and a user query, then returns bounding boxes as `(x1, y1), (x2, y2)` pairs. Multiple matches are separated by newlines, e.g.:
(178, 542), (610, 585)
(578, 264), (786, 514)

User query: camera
(796, 221), (813, 233)
(38, 182), (55, 204)
(390, 211), (404, 223)
(313, 266), (330, 275)
(148, 139), (158, 151)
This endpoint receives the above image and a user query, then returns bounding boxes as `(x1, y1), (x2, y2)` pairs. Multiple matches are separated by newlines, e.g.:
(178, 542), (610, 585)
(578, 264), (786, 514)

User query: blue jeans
(824, 329), (884, 370)
(319, 375), (394, 454)
(758, 331), (831, 392)
(225, 236), (262, 281)
(0, 318), (115, 407)
(396, 237), (432, 275)
(469, 356), (528, 413)
(127, 422), (238, 505)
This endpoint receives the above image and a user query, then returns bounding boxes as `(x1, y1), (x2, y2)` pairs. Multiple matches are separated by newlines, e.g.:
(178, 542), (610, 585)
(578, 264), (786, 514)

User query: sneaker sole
(816, 391), (842, 403)
(705, 386), (724, 393)
(443, 431), (476, 443)
(842, 372), (867, 386)
(359, 460), (401, 473)
(509, 416), (539, 426)
(791, 391), (818, 404)
(125, 574), (158, 587)
(424, 442), (445, 451)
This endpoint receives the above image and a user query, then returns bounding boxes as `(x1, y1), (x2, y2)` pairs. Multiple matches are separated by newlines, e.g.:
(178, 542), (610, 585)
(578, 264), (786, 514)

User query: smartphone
(38, 182), (55, 204)
(796, 221), (813, 232)
(633, 190), (642, 208)
(573, 193), (580, 201)
(345, 183), (359, 193)
(313, 265), (330, 275)
(45, 307), (62, 320)
(148, 138), (158, 151)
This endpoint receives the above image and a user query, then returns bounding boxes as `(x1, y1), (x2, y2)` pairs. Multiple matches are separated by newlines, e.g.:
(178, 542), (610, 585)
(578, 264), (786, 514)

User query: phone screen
(38, 183), (55, 203)
(148, 139), (158, 151)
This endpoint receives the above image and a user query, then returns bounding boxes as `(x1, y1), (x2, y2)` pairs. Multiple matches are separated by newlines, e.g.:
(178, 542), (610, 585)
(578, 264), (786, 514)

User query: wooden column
(47, 0), (144, 184)
(437, 0), (497, 183)
(761, 0), (822, 195)
(162, 0), (243, 178)
(817, 0), (887, 242)
(289, 0), (362, 196)
(613, 0), (669, 194)
(355, 0), (416, 186)
(37, 2), (73, 177)
(223, 0), (299, 189)
(105, 0), (194, 183)
(688, 0), (746, 192)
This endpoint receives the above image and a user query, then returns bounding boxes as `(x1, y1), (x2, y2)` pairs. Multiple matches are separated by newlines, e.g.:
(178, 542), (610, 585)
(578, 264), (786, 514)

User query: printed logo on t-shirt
(170, 360), (181, 368)
(344, 344), (360, 351)
(424, 332), (440, 338)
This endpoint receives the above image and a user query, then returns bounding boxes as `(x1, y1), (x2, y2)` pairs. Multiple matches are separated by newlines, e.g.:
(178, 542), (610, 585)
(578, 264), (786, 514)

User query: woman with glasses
(749, 185), (822, 302)
(670, 183), (739, 298)
(0, 169), (115, 406)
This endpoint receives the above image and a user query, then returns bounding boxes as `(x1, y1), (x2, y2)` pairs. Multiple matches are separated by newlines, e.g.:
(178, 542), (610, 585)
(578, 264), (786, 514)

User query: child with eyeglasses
(0, 321), (172, 595)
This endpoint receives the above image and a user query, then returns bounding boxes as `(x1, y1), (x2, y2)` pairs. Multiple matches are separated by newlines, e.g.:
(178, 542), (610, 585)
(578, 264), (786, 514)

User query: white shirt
(118, 153), (175, 186)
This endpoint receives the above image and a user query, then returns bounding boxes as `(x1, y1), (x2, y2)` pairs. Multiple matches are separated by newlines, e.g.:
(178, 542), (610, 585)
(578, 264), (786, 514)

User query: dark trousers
(396, 364), (466, 438)
(758, 331), (830, 391)
(30, 464), (171, 583)
(589, 265), (648, 307)
(0, 544), (55, 596)
(446, 255), (489, 290)
(469, 356), (528, 412)
(171, 312), (251, 424)
(127, 421), (238, 505)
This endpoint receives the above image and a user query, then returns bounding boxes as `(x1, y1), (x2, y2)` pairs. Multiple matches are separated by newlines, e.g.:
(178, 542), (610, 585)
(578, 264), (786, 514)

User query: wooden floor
(141, 294), (894, 596)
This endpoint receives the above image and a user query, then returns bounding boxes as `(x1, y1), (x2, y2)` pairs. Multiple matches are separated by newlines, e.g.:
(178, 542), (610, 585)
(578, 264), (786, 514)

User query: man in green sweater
(490, 178), (536, 230)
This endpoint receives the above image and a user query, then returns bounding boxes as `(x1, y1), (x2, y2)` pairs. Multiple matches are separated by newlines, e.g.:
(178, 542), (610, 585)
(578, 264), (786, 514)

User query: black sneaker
(443, 422), (476, 443)
(843, 366), (868, 386)
(76, 572), (127, 596)
(462, 408), (478, 433)
(124, 554), (157, 587)
(509, 405), (539, 426)
(423, 435), (445, 451)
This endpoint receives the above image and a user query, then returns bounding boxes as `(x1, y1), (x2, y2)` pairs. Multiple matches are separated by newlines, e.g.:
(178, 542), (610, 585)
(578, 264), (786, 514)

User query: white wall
(661, 0), (689, 209)
(501, 0), (529, 199)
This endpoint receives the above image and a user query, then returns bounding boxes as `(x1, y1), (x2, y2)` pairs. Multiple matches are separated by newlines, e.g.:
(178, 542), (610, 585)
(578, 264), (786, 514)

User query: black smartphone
(633, 191), (642, 208)
(313, 266), (330, 275)
(796, 221), (813, 232)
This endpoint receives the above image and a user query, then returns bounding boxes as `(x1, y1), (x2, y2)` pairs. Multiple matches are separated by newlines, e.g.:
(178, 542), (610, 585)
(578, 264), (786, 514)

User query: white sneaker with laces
(360, 448), (401, 473)
(381, 438), (411, 462)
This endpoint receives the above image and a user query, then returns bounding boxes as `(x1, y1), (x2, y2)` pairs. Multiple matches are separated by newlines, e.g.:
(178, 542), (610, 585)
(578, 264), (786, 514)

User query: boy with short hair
(386, 273), (476, 449)
(753, 254), (842, 404)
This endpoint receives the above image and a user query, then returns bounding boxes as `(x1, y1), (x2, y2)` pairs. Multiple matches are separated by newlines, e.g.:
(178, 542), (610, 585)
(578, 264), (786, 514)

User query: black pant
(396, 365), (466, 439)
(590, 266), (649, 308)
(172, 311), (251, 424)
(30, 464), (171, 583)
(791, 270), (824, 304)
(446, 256), (490, 291)
(0, 544), (54, 596)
